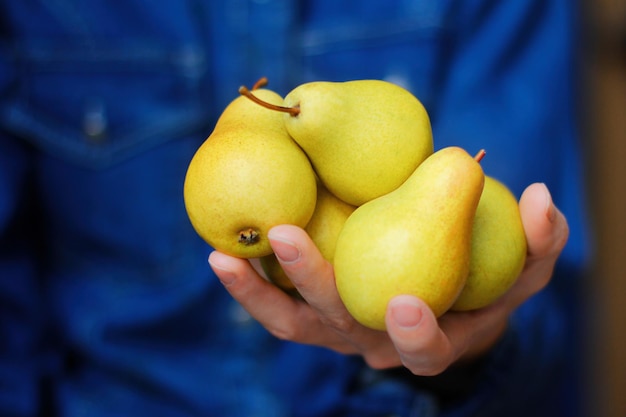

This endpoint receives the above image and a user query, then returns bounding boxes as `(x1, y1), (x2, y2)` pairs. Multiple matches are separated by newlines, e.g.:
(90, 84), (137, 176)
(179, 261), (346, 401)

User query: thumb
(519, 182), (570, 262)
(512, 182), (570, 302)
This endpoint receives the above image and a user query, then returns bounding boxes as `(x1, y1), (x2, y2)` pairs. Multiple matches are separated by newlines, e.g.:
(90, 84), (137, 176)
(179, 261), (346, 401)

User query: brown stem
(252, 77), (268, 91)
(238, 84), (301, 117)
(474, 149), (486, 163)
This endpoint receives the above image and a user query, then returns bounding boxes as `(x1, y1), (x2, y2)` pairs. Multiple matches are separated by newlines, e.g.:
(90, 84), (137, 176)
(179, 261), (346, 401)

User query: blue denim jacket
(0, 1), (589, 416)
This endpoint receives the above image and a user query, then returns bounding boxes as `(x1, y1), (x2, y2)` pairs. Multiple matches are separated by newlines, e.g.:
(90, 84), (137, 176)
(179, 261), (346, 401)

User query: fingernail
(542, 183), (556, 223)
(208, 255), (235, 286)
(268, 232), (301, 264)
(391, 296), (423, 330)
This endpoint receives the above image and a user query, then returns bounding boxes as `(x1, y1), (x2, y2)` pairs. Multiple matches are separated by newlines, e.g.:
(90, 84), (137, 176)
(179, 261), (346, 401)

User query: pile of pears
(183, 78), (527, 331)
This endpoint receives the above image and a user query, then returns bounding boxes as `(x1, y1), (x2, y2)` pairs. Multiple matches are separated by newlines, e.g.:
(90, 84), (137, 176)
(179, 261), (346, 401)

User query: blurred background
(582, 0), (626, 416)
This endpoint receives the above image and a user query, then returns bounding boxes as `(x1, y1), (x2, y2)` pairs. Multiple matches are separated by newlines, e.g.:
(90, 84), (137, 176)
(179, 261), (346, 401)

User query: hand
(208, 182), (569, 376)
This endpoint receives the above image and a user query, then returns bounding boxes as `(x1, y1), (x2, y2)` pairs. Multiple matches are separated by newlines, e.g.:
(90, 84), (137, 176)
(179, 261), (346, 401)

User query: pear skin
(303, 182), (358, 263)
(281, 80), (433, 206)
(261, 181), (356, 292)
(183, 89), (317, 258)
(451, 176), (527, 311)
(259, 253), (297, 294)
(333, 147), (484, 330)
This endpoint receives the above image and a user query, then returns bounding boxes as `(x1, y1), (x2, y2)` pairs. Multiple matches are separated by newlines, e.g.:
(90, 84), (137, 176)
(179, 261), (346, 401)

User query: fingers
(208, 250), (350, 351)
(268, 225), (355, 331)
(513, 182), (570, 302)
(385, 295), (455, 375)
(519, 183), (570, 263)
(268, 225), (402, 366)
(209, 250), (301, 333)
(385, 294), (511, 375)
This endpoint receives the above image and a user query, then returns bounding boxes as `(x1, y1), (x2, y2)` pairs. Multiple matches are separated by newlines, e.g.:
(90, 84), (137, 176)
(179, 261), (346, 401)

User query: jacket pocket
(1, 39), (211, 169)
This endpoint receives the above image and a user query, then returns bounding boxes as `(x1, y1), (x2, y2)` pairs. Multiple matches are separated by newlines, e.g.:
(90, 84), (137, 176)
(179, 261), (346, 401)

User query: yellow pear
(259, 254), (297, 294)
(451, 176), (527, 311)
(333, 147), (485, 330)
(183, 88), (317, 258)
(261, 181), (356, 293)
(240, 79), (433, 206)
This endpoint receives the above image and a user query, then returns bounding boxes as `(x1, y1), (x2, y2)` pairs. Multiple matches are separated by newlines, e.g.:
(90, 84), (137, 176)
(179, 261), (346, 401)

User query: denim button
(230, 302), (254, 325)
(383, 72), (413, 92)
(83, 99), (108, 141)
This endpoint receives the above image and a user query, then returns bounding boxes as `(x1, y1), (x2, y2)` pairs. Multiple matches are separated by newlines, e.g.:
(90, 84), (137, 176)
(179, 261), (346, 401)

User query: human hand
(208, 182), (569, 376)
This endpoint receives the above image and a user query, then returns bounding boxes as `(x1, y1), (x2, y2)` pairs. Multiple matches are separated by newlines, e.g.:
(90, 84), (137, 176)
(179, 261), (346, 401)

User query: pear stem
(474, 149), (486, 163)
(251, 77), (269, 91)
(238, 81), (301, 117)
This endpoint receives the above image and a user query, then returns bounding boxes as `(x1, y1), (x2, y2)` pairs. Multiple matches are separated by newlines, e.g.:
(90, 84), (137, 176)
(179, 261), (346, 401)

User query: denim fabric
(0, 1), (588, 416)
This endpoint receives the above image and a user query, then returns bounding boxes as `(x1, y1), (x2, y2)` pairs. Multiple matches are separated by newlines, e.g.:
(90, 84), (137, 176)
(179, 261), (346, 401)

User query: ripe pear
(451, 176), (527, 311)
(240, 79), (433, 206)
(333, 147), (485, 330)
(183, 88), (317, 258)
(261, 181), (356, 293)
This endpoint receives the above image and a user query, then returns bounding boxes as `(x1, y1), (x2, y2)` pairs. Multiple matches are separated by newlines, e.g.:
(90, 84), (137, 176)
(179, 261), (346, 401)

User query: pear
(183, 88), (317, 258)
(240, 79), (433, 206)
(261, 181), (356, 293)
(333, 147), (485, 330)
(451, 176), (527, 311)
(259, 254), (297, 294)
